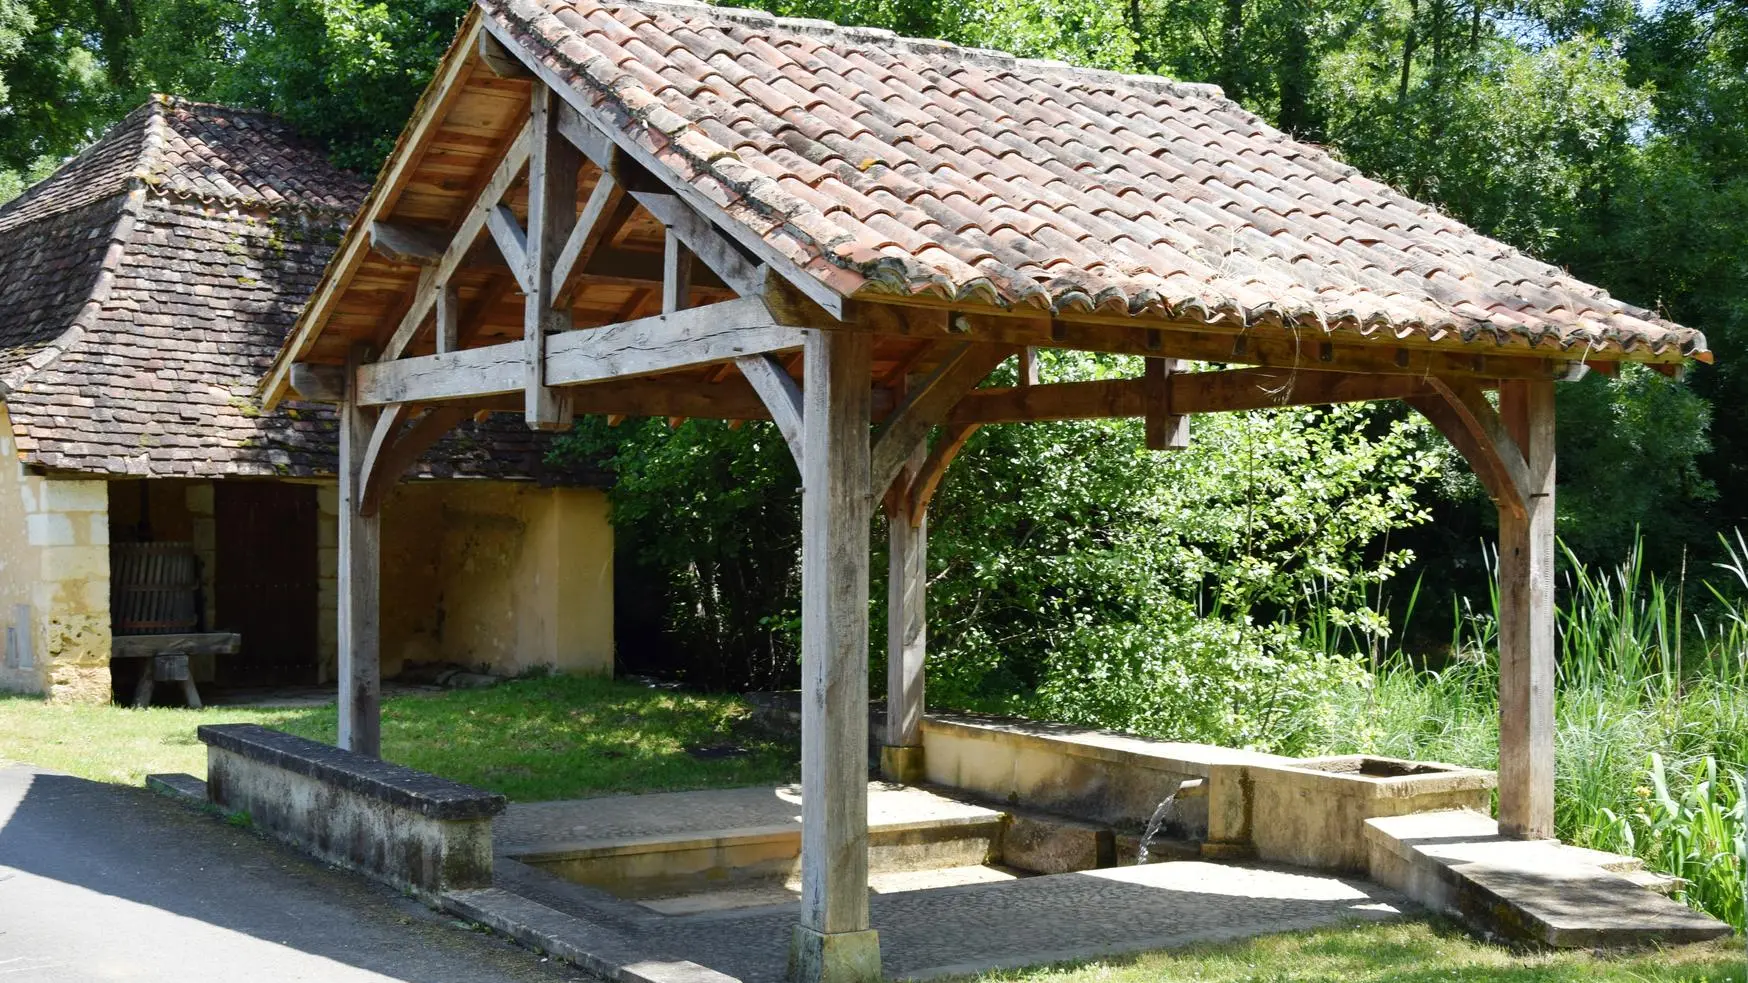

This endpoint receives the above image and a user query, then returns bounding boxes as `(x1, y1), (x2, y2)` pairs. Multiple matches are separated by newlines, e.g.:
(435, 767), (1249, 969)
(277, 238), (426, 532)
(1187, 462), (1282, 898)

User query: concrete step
(500, 784), (1006, 900)
(1364, 810), (1730, 948)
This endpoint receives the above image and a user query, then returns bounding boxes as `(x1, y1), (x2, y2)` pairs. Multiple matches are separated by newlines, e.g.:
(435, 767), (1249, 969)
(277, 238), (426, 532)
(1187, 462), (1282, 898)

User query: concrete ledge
(145, 771), (207, 806)
(445, 886), (739, 983)
(198, 724), (505, 820)
(1365, 810), (1732, 947)
(199, 724), (504, 901)
(921, 712), (1285, 828)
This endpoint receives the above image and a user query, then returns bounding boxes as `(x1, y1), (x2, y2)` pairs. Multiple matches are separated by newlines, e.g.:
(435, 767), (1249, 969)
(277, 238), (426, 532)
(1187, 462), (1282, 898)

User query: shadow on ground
(0, 765), (577, 983)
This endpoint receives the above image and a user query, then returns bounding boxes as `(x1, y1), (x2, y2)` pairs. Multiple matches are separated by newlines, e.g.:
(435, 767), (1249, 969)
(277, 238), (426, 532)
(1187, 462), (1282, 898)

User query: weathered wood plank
(1144, 357), (1190, 450)
(908, 423), (979, 527)
(798, 327), (875, 941)
(871, 343), (1014, 495)
(356, 403), (414, 519)
(864, 307), (1601, 383)
(260, 11), (486, 407)
(486, 204), (531, 292)
(551, 173), (632, 307)
(357, 343), (525, 406)
(531, 67), (841, 314)
(339, 346), (382, 758)
(476, 31), (532, 78)
(885, 450), (927, 754)
(111, 633), (242, 659)
(736, 354), (804, 465)
(356, 297), (807, 406)
(379, 118), (534, 364)
(663, 234), (693, 315)
(360, 405), (470, 516)
(435, 283), (460, 354)
(545, 300), (805, 387)
(289, 363), (346, 402)
(523, 84), (578, 430)
(952, 368), (1439, 424)
(1496, 380), (1556, 840)
(369, 221), (445, 266)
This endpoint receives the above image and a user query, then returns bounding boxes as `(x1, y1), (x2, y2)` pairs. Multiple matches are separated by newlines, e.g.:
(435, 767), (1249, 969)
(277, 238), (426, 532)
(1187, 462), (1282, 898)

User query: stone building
(0, 96), (614, 703)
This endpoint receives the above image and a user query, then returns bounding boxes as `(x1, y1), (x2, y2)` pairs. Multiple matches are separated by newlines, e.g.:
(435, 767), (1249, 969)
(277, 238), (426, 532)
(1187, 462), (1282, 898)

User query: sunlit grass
(967, 919), (1745, 983)
(0, 674), (796, 801)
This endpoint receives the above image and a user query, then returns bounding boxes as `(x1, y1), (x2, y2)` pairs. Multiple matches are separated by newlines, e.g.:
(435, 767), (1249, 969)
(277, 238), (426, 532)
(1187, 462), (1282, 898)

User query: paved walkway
(487, 854), (1408, 982)
(0, 764), (574, 982)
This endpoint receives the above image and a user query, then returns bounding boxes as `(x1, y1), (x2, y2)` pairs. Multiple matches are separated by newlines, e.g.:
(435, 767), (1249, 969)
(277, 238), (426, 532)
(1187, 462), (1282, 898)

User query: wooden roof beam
(853, 304), (1603, 383)
(356, 295), (807, 406)
(950, 367), (1444, 425)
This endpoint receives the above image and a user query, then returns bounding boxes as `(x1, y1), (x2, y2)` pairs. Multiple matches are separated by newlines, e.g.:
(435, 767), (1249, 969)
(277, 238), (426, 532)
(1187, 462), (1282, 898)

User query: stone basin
(1206, 754), (1496, 874)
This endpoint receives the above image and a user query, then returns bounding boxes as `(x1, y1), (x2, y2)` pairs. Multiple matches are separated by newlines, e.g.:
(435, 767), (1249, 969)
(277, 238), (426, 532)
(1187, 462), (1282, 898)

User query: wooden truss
(287, 17), (1569, 981)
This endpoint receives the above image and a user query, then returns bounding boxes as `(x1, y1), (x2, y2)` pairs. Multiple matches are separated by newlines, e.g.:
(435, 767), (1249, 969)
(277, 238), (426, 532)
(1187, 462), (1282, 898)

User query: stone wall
(316, 480), (613, 682)
(0, 407), (111, 702)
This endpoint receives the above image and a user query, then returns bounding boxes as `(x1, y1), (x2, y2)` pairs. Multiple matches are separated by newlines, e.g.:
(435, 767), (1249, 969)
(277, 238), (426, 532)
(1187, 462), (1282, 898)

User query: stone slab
(496, 782), (1001, 855)
(1365, 810), (1730, 947)
(145, 771), (207, 806)
(1001, 812), (1114, 874)
(199, 724), (505, 820)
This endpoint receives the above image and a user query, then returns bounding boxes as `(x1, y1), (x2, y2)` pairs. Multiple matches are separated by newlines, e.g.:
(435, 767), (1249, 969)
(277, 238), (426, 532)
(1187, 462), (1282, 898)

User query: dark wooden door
(214, 482), (319, 687)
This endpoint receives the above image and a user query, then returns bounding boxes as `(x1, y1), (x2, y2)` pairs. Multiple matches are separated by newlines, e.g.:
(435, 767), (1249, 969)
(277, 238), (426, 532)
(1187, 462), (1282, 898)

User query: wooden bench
(112, 632), (241, 708)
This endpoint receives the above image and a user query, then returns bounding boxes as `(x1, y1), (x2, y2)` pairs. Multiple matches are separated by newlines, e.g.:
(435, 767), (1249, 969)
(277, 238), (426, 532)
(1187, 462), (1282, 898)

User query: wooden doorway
(214, 482), (319, 687)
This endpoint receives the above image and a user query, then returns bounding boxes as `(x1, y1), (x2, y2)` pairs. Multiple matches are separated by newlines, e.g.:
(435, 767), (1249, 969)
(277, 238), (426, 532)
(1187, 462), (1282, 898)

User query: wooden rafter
(379, 118), (535, 364)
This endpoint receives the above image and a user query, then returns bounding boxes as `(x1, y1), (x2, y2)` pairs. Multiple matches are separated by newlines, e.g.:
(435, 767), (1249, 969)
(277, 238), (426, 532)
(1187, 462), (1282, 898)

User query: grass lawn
(970, 919), (1746, 982)
(0, 674), (797, 801)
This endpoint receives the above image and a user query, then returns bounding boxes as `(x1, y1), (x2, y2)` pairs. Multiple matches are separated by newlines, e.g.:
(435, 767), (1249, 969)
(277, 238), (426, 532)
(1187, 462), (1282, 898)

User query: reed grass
(1314, 532), (1748, 930)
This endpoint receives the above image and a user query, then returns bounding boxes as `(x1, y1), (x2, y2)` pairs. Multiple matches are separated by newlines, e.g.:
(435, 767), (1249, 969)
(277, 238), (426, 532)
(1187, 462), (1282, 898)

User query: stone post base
(789, 925), (881, 983)
(879, 744), (925, 784)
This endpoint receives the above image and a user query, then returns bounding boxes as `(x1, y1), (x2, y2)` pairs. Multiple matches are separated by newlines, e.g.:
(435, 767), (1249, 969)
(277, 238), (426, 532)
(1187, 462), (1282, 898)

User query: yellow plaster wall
(0, 407), (111, 702)
(319, 481), (613, 681)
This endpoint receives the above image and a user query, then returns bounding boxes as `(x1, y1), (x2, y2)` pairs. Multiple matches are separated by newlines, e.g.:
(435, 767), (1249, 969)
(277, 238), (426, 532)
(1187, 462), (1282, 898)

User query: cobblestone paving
(495, 783), (1001, 851)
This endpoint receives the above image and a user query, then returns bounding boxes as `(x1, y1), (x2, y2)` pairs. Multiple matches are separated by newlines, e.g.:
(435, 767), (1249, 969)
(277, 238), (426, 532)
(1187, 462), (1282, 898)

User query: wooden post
(1496, 380), (1556, 839)
(881, 450), (927, 784)
(523, 84), (576, 431)
(790, 328), (881, 983)
(338, 346), (382, 757)
(1144, 357), (1189, 450)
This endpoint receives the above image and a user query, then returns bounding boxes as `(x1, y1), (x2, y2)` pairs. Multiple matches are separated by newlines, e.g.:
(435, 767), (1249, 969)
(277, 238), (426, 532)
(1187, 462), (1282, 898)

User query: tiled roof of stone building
(0, 96), (599, 482)
(481, 0), (1704, 360)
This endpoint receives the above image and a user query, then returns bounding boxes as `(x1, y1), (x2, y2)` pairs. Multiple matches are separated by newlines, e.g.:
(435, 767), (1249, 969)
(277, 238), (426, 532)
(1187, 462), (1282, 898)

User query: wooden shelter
(263, 2), (1708, 980)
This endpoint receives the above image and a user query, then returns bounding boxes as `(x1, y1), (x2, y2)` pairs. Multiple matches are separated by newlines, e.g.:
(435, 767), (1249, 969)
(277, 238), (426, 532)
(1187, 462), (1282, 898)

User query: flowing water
(1134, 787), (1180, 864)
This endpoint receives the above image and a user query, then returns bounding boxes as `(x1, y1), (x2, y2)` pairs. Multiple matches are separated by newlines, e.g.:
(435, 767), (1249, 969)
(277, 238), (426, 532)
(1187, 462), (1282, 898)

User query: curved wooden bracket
(907, 423), (980, 528)
(737, 354), (804, 466)
(1407, 380), (1530, 521)
(870, 343), (1015, 496)
(357, 403), (470, 517)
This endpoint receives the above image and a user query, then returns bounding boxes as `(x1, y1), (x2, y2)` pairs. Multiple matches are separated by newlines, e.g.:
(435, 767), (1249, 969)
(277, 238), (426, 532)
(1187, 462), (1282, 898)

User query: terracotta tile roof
(482, 0), (1705, 360)
(0, 100), (604, 484)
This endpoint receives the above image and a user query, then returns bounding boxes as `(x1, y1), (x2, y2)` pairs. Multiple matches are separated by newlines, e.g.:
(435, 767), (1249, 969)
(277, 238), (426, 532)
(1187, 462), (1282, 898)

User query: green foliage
(1315, 531), (1748, 929)
(912, 352), (1437, 751)
(555, 415), (804, 692)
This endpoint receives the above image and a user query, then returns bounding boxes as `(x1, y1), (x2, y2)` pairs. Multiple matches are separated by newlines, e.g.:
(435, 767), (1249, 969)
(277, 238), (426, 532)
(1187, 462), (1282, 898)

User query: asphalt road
(0, 764), (586, 982)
